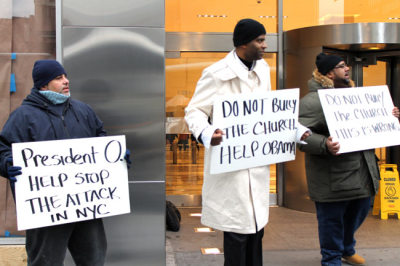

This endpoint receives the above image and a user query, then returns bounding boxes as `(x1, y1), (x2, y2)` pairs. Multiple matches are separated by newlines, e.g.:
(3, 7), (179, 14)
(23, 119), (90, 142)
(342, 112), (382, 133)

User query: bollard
(191, 141), (197, 164)
(172, 141), (178, 164)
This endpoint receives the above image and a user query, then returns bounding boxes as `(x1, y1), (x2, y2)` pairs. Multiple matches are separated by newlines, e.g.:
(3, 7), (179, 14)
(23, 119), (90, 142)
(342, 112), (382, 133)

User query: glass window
(165, 52), (278, 196)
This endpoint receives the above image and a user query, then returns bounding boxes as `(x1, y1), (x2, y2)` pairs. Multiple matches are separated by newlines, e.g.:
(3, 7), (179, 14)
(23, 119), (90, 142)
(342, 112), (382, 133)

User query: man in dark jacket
(299, 53), (399, 266)
(0, 60), (107, 266)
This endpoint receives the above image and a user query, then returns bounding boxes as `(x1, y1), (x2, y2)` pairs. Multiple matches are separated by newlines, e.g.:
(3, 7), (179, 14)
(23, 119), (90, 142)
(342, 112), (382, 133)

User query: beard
(333, 78), (350, 88)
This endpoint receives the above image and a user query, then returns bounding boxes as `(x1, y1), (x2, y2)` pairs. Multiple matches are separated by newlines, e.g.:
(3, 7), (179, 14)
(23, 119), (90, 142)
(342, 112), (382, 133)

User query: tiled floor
(165, 143), (277, 196)
(166, 207), (400, 266)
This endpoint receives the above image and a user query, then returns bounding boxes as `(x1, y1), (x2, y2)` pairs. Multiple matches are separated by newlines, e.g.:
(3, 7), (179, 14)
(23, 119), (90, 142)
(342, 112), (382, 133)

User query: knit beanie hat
(32, 60), (67, 89)
(233, 18), (266, 47)
(315, 53), (344, 75)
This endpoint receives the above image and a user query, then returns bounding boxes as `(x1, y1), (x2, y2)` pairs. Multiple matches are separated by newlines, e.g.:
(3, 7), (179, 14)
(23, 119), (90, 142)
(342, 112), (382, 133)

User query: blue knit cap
(32, 60), (67, 89)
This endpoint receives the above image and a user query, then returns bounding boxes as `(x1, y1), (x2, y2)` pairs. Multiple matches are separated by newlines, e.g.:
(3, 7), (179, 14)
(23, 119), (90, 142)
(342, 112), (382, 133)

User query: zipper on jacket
(61, 115), (71, 138)
(61, 102), (71, 138)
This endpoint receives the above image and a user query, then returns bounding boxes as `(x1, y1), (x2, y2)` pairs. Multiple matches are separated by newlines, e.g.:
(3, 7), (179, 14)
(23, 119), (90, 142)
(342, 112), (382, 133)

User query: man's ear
(237, 43), (248, 50)
(40, 85), (48, 91)
(326, 70), (335, 80)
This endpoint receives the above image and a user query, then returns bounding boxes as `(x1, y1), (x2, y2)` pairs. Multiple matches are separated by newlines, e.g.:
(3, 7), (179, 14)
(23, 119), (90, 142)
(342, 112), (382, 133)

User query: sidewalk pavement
(166, 207), (400, 266)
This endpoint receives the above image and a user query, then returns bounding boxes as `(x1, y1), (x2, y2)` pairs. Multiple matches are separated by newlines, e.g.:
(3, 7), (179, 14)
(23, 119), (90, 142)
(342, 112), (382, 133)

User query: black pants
(26, 219), (107, 266)
(223, 228), (264, 266)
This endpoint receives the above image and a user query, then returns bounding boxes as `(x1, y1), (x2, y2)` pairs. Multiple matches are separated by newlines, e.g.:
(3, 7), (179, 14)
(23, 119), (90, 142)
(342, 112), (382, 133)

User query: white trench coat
(185, 51), (271, 234)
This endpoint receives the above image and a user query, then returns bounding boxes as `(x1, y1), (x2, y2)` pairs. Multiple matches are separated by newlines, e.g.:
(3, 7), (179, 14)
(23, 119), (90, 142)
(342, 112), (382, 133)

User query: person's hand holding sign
(124, 149), (132, 169)
(326, 136), (340, 155)
(5, 157), (21, 199)
(211, 129), (224, 146)
(300, 131), (311, 141)
(392, 106), (400, 119)
(6, 157), (21, 182)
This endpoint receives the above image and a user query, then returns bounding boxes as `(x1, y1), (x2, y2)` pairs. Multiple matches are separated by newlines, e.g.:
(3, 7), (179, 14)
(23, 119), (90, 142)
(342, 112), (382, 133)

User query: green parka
(298, 69), (380, 202)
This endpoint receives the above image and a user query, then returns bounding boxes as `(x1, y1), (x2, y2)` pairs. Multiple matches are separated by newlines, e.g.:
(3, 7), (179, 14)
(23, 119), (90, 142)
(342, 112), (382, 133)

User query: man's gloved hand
(124, 149), (132, 169)
(6, 157), (21, 182)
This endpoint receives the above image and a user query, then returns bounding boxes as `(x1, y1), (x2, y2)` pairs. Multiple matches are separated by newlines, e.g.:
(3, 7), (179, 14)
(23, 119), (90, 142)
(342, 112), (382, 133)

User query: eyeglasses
(334, 63), (348, 69)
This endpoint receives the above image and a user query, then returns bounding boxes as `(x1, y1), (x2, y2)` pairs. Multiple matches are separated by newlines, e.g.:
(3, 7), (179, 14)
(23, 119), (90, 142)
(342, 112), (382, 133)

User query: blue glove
(6, 157), (21, 182)
(124, 149), (132, 169)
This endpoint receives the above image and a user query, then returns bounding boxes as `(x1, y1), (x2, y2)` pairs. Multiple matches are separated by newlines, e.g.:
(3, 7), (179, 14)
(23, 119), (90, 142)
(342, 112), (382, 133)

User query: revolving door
(283, 23), (400, 212)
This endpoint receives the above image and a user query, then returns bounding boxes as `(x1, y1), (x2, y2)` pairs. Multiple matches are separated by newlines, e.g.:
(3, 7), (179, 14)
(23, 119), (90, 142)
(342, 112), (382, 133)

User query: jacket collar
(23, 88), (70, 113)
(310, 69), (355, 91)
(215, 50), (268, 83)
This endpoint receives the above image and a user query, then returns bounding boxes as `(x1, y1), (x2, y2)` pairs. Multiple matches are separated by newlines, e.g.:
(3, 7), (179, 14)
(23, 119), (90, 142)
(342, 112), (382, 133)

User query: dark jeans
(315, 197), (371, 266)
(223, 228), (264, 266)
(26, 219), (107, 266)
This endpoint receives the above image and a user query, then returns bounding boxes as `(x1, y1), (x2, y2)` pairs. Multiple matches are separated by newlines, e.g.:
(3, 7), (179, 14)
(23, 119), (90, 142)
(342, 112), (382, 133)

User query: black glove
(6, 157), (21, 182)
(124, 149), (132, 169)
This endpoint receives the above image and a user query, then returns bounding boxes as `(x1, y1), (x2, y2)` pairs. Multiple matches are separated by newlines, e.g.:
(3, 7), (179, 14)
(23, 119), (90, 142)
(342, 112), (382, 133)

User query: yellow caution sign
(373, 164), (400, 219)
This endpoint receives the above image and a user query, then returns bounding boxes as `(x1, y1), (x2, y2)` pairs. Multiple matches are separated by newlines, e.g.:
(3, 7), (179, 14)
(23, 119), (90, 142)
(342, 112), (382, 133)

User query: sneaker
(342, 254), (366, 265)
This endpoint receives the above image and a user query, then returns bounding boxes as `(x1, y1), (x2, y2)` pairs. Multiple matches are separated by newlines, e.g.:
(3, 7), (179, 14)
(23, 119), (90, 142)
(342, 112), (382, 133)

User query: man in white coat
(185, 18), (309, 266)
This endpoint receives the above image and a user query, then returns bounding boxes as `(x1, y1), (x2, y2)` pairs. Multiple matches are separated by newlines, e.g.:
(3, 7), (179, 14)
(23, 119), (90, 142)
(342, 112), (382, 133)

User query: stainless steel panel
(166, 32), (278, 52)
(285, 23), (400, 51)
(56, 0), (62, 62)
(277, 0), (284, 206)
(283, 151), (315, 212)
(63, 27), (165, 182)
(65, 182), (166, 266)
(63, 0), (164, 27)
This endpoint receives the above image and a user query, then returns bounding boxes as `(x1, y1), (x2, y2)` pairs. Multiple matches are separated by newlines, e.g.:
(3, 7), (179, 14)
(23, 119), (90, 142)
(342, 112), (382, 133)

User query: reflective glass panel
(165, 52), (277, 196)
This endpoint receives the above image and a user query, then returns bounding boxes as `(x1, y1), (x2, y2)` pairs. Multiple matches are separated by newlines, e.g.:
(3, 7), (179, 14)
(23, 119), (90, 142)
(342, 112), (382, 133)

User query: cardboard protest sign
(210, 89), (300, 174)
(12, 135), (130, 230)
(318, 85), (400, 153)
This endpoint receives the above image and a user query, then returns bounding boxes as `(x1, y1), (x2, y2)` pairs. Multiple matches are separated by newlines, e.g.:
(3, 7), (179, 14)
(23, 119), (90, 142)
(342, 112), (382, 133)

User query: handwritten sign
(12, 135), (130, 230)
(210, 89), (300, 174)
(318, 85), (400, 153)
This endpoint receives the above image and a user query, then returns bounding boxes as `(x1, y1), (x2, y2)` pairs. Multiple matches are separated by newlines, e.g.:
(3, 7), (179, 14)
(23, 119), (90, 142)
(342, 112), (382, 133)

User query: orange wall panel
(167, 0), (400, 33)
(166, 0), (277, 33)
(283, 0), (319, 31)
(345, 1), (400, 23)
(363, 61), (386, 87)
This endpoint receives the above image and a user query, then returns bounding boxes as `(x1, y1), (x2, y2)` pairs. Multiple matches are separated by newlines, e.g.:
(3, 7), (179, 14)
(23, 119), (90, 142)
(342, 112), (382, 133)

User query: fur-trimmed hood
(310, 69), (355, 90)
